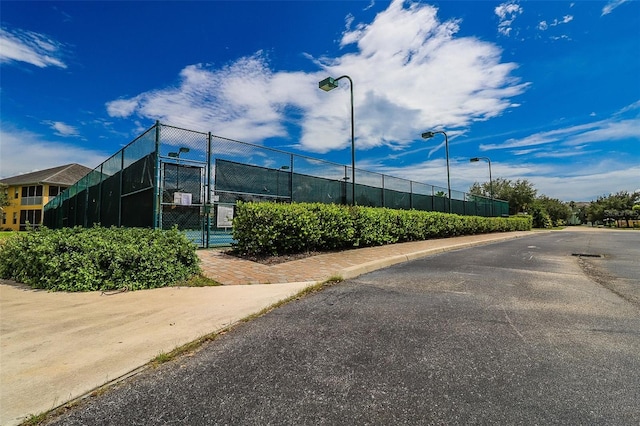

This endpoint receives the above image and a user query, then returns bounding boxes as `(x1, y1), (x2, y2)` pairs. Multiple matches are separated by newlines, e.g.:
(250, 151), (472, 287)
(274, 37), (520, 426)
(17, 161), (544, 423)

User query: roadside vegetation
(0, 226), (201, 292)
(469, 179), (639, 229)
(0, 231), (17, 242)
(583, 191), (640, 228)
(232, 202), (532, 256)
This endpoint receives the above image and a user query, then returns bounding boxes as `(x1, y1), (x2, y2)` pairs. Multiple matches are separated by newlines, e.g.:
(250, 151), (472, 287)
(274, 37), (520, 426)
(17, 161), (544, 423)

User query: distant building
(0, 164), (92, 231)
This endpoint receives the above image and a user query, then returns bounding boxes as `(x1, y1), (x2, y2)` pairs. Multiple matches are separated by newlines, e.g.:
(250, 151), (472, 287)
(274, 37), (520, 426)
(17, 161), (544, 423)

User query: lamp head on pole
(421, 131), (436, 140)
(319, 77), (339, 92)
(470, 157), (480, 162)
(168, 152), (179, 158)
(179, 147), (190, 154)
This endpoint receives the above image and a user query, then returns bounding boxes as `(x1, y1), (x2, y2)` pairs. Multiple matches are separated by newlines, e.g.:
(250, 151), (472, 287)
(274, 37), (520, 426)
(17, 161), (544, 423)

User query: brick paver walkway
(197, 232), (532, 285)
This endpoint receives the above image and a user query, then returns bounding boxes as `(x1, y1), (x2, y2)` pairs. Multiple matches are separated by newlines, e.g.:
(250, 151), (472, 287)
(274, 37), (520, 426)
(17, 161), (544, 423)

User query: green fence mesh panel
(44, 122), (511, 248)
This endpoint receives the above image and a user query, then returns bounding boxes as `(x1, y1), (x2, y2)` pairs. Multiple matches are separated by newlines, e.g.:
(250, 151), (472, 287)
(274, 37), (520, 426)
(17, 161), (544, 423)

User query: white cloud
(107, 0), (528, 155)
(461, 103), (640, 201)
(527, 164), (640, 201)
(479, 114), (640, 152)
(602, 0), (630, 16)
(106, 54), (314, 143)
(43, 121), (80, 137)
(0, 27), (67, 68)
(538, 15), (573, 31)
(0, 127), (108, 178)
(559, 15), (574, 24)
(368, 154), (640, 202)
(495, 1), (523, 36)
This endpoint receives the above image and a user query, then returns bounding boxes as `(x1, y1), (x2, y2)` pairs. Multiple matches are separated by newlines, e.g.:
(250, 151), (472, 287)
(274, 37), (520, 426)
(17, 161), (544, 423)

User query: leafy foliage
(0, 183), (9, 209)
(470, 178), (577, 228)
(535, 196), (572, 227)
(586, 191), (640, 227)
(0, 226), (200, 291)
(469, 178), (537, 216)
(529, 203), (553, 229)
(232, 202), (532, 256)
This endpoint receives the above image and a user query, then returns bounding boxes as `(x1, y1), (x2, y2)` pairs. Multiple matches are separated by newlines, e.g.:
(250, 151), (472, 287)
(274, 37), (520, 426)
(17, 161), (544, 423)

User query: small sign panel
(173, 192), (192, 206)
(217, 205), (234, 228)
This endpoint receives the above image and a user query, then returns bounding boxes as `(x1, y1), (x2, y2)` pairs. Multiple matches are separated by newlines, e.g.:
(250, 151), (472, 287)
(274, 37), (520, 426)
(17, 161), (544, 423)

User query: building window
(20, 185), (43, 206)
(2, 212), (6, 225)
(48, 185), (66, 197)
(19, 209), (42, 231)
(13, 212), (17, 225)
(14, 188), (19, 199)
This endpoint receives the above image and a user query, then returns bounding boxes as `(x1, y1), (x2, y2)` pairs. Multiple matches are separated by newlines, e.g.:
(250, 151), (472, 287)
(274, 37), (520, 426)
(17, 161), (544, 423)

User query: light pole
(319, 75), (355, 206)
(421, 130), (451, 213)
(470, 156), (493, 216)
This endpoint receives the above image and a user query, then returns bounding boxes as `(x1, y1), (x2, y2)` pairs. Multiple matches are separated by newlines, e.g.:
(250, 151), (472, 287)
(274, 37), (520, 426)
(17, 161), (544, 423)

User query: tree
(0, 183), (10, 211)
(469, 178), (537, 215)
(536, 196), (571, 226)
(529, 203), (552, 228)
(586, 191), (640, 227)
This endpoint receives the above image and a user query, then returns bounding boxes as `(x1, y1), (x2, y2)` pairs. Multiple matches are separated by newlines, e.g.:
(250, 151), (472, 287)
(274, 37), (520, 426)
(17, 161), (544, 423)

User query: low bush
(0, 226), (200, 292)
(232, 202), (532, 256)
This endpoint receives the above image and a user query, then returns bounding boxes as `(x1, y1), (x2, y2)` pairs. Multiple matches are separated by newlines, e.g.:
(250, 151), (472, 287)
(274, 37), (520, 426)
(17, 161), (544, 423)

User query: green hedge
(0, 226), (200, 292)
(232, 202), (532, 256)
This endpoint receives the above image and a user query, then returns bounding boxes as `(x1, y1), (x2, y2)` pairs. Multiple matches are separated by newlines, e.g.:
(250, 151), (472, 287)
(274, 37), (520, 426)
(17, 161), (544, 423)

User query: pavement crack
(501, 307), (532, 361)
(575, 256), (639, 309)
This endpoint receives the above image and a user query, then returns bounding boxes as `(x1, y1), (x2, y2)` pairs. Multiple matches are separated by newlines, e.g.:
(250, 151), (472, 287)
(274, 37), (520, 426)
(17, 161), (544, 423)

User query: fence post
(153, 121), (161, 229)
(206, 132), (212, 248)
(289, 154), (293, 202)
(118, 150), (124, 226)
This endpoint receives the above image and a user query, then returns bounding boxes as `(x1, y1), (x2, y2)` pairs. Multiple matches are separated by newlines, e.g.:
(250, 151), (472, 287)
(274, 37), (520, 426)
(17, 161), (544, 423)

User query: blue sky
(1, 0), (638, 202)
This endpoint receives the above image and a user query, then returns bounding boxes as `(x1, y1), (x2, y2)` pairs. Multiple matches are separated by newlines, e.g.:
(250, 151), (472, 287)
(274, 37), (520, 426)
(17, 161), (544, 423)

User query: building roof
(0, 164), (92, 187)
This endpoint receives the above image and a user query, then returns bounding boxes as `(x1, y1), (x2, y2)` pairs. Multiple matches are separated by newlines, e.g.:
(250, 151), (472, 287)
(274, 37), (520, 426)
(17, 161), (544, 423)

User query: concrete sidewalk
(0, 231), (532, 425)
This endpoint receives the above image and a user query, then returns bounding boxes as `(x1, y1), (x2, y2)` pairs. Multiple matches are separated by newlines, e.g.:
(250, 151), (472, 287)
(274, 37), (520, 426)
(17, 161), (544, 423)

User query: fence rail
(44, 122), (508, 247)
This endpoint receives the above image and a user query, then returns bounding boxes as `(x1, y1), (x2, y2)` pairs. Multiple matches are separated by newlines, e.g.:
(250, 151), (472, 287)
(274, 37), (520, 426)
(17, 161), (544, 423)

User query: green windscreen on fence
(44, 122), (510, 249)
(217, 159), (444, 211)
(215, 159), (293, 201)
(121, 153), (155, 228)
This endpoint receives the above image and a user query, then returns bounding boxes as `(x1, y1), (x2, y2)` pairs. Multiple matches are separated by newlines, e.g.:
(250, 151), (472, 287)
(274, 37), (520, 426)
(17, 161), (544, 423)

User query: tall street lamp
(421, 130), (451, 213)
(319, 75), (355, 206)
(470, 156), (493, 216)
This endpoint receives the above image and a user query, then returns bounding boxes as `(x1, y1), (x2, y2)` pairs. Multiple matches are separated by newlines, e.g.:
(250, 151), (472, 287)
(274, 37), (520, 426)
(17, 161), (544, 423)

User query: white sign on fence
(217, 205), (234, 228)
(173, 192), (192, 206)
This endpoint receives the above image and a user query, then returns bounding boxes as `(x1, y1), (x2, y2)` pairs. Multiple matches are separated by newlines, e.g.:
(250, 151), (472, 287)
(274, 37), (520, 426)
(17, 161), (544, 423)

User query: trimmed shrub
(308, 203), (355, 250)
(232, 202), (532, 256)
(0, 226), (200, 292)
(231, 202), (322, 255)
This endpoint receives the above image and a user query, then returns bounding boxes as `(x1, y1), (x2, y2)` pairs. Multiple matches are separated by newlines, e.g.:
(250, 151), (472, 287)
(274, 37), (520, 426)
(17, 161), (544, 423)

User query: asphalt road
(46, 230), (640, 425)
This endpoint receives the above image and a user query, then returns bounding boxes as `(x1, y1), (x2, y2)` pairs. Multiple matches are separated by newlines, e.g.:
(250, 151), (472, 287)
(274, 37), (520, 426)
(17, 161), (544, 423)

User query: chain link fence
(44, 122), (508, 248)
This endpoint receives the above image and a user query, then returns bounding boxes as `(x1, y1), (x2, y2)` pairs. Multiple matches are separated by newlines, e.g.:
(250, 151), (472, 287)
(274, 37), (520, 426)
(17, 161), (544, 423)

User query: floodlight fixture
(319, 77), (339, 92)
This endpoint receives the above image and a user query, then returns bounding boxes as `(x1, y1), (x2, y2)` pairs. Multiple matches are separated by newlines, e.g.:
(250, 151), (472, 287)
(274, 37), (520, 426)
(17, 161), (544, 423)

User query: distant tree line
(583, 191), (640, 228)
(468, 178), (640, 229)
